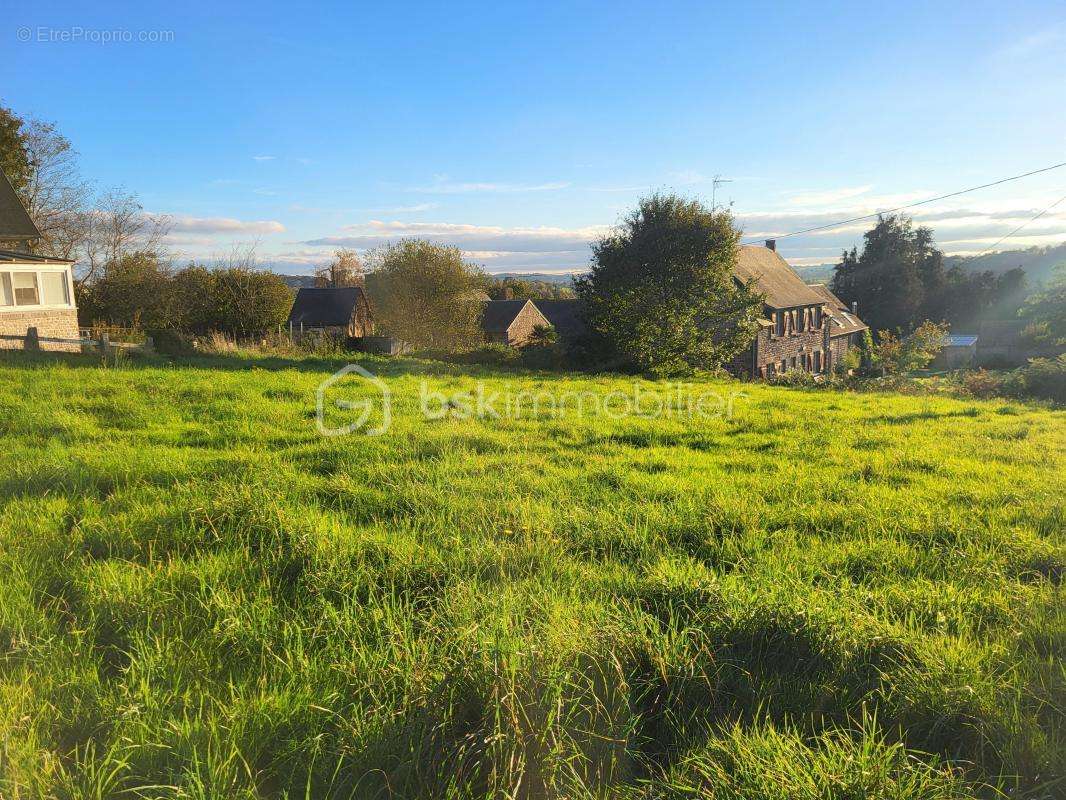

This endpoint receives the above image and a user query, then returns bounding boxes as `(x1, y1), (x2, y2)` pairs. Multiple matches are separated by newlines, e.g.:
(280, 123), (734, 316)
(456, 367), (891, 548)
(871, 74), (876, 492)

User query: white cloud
(252, 155), (276, 161)
(302, 220), (608, 272)
(165, 216), (285, 235)
(408, 175), (571, 194)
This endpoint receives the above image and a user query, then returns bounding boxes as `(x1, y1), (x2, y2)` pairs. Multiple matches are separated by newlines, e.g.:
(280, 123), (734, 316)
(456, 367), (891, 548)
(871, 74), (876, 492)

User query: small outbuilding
(287, 287), (374, 338)
(930, 334), (978, 370)
(481, 299), (550, 346)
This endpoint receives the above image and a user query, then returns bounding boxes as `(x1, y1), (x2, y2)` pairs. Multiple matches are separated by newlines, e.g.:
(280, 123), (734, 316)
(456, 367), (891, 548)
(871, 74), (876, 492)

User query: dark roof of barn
(0, 170), (40, 242)
(808, 283), (867, 336)
(532, 299), (588, 338)
(287, 287), (367, 327)
(733, 245), (824, 309)
(482, 299), (541, 332)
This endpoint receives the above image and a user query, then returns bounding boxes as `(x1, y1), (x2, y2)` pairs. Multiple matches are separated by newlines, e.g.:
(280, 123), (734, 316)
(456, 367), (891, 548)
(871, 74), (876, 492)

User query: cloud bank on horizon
(158, 183), (1066, 274)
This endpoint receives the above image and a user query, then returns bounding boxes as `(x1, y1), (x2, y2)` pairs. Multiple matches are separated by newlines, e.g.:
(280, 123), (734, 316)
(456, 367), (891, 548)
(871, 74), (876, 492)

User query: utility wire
(741, 160), (1066, 244)
(965, 191), (1066, 261)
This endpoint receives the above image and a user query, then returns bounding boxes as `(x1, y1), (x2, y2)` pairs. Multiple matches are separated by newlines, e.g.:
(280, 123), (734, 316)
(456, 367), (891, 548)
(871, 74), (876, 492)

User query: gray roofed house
(0, 168), (80, 351)
(481, 299), (550, 346)
(287, 287), (373, 338)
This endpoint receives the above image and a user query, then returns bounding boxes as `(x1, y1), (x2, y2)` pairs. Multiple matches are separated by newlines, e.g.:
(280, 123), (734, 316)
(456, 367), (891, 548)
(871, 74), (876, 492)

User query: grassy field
(0, 351), (1063, 799)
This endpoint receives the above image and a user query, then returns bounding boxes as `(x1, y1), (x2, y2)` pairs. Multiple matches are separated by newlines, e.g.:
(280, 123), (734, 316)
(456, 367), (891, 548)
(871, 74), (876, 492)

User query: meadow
(0, 351), (1063, 799)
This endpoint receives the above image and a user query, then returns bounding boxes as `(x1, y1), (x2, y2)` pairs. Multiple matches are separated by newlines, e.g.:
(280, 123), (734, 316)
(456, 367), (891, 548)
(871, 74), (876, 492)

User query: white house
(0, 170), (79, 350)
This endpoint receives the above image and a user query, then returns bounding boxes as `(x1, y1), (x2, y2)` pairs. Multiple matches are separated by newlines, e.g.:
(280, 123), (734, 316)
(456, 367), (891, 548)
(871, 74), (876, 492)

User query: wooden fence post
(25, 327), (40, 351)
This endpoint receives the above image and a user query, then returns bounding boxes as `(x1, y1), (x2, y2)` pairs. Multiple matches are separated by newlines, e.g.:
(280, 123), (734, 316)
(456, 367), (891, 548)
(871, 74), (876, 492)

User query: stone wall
(0, 309), (81, 352)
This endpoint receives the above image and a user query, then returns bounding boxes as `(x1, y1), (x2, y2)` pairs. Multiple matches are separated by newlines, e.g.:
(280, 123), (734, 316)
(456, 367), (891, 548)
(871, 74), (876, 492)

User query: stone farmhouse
(726, 242), (867, 378)
(0, 170), (79, 351)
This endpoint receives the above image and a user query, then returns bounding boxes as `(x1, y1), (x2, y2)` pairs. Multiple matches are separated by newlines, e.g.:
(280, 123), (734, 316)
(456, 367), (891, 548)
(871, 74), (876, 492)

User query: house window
(813, 307), (822, 328)
(41, 272), (70, 305)
(12, 272), (39, 306)
(774, 312), (784, 337)
(780, 358), (787, 373)
(814, 351), (822, 373)
(791, 356), (797, 370)
(0, 269), (73, 308)
(799, 308), (807, 332)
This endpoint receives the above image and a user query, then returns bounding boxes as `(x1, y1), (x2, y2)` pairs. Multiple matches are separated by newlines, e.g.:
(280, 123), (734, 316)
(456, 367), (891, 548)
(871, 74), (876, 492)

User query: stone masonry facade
(0, 308), (80, 352)
(730, 306), (833, 378)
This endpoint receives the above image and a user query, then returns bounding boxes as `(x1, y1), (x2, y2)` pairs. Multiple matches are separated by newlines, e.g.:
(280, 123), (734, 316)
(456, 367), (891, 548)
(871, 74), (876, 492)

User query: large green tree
(575, 193), (762, 376)
(831, 215), (945, 333)
(831, 215), (1028, 333)
(364, 240), (485, 351)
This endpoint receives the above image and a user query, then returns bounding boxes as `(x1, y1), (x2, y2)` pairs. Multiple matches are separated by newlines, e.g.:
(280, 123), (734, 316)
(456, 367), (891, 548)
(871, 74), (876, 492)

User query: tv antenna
(712, 174), (733, 210)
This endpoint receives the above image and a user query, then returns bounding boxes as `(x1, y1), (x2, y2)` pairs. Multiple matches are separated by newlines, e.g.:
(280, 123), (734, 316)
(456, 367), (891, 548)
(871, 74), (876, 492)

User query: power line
(740, 160), (1066, 244)
(966, 191), (1066, 261)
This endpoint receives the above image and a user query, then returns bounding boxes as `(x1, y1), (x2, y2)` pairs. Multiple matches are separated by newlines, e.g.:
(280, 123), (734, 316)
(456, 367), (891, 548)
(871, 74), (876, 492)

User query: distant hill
(279, 275), (317, 289)
(945, 243), (1066, 286)
(797, 243), (1066, 287)
(796, 264), (836, 285)
(492, 272), (583, 286)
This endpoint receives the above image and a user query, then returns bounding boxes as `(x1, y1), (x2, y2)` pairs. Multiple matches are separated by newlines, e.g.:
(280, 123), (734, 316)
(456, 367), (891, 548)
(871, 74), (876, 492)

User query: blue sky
(4, 0), (1066, 273)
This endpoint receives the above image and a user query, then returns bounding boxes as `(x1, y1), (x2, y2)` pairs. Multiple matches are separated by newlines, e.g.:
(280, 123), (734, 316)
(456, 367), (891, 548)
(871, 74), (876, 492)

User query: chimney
(764, 239), (776, 252)
(851, 301), (858, 315)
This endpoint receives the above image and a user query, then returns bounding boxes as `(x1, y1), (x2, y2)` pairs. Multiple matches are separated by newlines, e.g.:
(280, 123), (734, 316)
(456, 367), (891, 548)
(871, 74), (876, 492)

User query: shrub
(145, 328), (196, 356)
(876, 321), (949, 374)
(767, 369), (819, 387)
(959, 369), (1002, 399)
(453, 343), (521, 366)
(954, 357), (1065, 404)
(1011, 355), (1066, 403)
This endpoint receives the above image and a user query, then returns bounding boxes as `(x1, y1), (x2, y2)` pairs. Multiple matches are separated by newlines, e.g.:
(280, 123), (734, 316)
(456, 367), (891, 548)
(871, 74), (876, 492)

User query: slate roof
(808, 283), (868, 337)
(943, 334), (978, 347)
(532, 299), (588, 338)
(482, 299), (543, 333)
(734, 245), (825, 308)
(287, 287), (367, 327)
(0, 171), (40, 242)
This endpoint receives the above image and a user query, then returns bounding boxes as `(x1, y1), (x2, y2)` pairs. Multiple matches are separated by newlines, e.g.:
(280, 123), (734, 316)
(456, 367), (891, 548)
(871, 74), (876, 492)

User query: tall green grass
(0, 351), (1062, 798)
